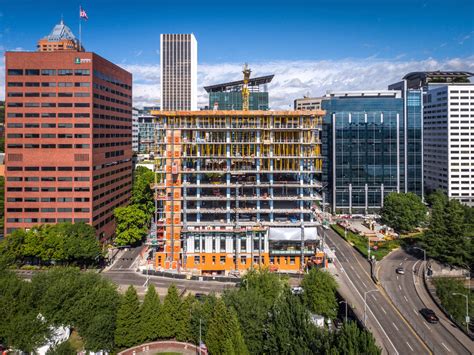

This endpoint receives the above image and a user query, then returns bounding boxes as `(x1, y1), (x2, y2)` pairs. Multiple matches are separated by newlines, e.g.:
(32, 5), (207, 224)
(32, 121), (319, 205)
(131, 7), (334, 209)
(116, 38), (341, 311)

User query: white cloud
(122, 56), (474, 109)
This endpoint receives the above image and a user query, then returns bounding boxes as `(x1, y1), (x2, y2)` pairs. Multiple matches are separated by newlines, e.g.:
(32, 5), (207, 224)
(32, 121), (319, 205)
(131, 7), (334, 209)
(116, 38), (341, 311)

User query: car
(291, 286), (304, 295)
(396, 267), (405, 275)
(194, 293), (206, 301)
(420, 308), (439, 324)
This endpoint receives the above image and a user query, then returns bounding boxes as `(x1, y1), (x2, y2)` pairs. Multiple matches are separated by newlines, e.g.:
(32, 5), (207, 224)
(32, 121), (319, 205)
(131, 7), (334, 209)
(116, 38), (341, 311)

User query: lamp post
(364, 289), (379, 327)
(339, 300), (348, 322)
(452, 292), (469, 333)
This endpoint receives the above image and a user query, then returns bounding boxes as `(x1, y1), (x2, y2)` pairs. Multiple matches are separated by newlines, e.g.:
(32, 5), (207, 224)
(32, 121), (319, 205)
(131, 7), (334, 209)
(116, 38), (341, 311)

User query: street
(378, 248), (473, 355)
(322, 227), (430, 355)
(109, 246), (146, 270)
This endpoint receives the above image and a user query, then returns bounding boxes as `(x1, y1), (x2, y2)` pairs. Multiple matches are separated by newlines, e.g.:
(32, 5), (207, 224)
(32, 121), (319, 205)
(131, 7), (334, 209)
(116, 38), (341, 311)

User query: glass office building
(208, 91), (269, 110)
(322, 90), (422, 214)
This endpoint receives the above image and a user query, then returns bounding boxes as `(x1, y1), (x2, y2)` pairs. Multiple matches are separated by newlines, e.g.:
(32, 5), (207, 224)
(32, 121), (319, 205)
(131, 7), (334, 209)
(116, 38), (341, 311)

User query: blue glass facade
(322, 91), (422, 213)
(209, 91), (269, 110)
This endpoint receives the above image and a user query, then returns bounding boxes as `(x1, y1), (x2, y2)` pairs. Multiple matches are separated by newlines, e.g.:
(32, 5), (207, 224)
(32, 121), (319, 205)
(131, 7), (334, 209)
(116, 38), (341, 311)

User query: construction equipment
(242, 63), (251, 111)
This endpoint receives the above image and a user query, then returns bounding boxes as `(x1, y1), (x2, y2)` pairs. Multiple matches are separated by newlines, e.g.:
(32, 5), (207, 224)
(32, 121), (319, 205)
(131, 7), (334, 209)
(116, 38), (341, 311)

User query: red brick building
(4, 21), (132, 239)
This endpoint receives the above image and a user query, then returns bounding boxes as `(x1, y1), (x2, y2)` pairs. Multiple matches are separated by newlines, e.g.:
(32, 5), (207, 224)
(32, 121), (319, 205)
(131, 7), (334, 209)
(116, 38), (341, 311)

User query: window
(75, 103), (90, 107)
(26, 92), (40, 97)
(41, 92), (56, 97)
(220, 256), (226, 265)
(75, 113), (90, 118)
(7, 82), (23, 87)
(41, 69), (56, 76)
(58, 69), (73, 76)
(74, 69), (90, 76)
(7, 102), (23, 107)
(8, 69), (23, 75)
(25, 69), (40, 75)
(58, 123), (73, 128)
(58, 103), (73, 107)
(41, 82), (56, 87)
(58, 92), (73, 97)
(7, 92), (23, 97)
(75, 92), (90, 97)
(58, 82), (73, 87)
(75, 82), (90, 87)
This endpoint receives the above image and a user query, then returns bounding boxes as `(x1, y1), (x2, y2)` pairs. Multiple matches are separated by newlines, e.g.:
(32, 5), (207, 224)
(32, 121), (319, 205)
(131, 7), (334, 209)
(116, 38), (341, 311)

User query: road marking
(392, 322), (399, 331)
(381, 306), (387, 314)
(441, 342), (451, 352)
(412, 260), (420, 285)
(361, 281), (367, 288)
(397, 275), (399, 280)
(423, 322), (430, 330)
(356, 273), (361, 280)
(398, 284), (402, 291)
(399, 262), (403, 266)
(404, 296), (409, 302)
(404, 257), (408, 261)
(371, 293), (377, 301)
(413, 308), (419, 315)
(350, 265), (355, 271)
(338, 258), (399, 355)
(406, 342), (414, 351)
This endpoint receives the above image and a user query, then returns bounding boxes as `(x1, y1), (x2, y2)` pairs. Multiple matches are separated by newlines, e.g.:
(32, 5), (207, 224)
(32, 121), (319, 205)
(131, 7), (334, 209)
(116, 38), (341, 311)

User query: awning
(268, 227), (319, 241)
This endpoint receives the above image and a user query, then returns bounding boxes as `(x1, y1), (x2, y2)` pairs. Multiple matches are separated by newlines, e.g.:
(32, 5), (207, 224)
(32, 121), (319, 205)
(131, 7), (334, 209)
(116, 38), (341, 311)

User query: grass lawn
(331, 224), (401, 261)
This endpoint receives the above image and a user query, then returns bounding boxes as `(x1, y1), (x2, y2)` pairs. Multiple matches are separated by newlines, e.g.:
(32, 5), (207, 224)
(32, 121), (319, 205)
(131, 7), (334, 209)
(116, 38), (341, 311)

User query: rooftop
(204, 75), (274, 93)
(403, 71), (473, 80)
(41, 20), (78, 42)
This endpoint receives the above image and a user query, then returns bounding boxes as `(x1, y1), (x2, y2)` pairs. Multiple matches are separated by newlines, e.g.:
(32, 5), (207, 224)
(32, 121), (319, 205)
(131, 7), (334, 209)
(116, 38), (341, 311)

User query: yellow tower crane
(242, 63), (251, 111)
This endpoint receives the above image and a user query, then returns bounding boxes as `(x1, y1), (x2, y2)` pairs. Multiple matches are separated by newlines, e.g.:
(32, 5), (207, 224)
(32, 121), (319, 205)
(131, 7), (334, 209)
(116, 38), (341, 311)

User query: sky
(0, 0), (473, 108)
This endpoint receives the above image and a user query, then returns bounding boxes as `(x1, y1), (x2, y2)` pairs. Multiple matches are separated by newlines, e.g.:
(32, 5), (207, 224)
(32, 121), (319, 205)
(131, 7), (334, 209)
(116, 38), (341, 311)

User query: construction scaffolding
(151, 110), (325, 274)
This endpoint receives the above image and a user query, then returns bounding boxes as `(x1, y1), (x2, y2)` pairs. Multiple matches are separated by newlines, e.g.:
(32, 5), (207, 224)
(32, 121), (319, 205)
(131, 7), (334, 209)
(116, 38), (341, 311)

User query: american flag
(80, 7), (88, 20)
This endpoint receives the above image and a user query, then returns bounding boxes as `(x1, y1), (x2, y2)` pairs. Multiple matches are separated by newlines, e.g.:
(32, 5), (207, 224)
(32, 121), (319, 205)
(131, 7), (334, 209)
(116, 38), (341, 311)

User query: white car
(396, 267), (405, 275)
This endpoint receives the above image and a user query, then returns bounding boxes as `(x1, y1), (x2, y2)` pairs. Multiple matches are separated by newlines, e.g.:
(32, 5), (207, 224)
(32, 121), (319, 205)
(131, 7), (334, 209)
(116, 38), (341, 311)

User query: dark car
(420, 308), (439, 324)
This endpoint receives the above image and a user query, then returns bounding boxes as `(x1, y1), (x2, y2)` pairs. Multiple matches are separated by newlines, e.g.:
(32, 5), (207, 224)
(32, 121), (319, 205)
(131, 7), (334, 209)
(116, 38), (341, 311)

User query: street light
(452, 292), (470, 333)
(339, 300), (348, 322)
(364, 289), (379, 327)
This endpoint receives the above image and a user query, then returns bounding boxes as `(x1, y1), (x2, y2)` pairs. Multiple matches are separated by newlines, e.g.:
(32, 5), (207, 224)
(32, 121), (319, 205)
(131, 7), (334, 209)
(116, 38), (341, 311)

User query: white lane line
(398, 284), (402, 291)
(399, 262), (403, 266)
(404, 295), (409, 302)
(392, 322), (399, 331)
(396, 275), (399, 280)
(441, 342), (451, 352)
(356, 273), (361, 280)
(350, 265), (355, 271)
(406, 342), (414, 351)
(361, 281), (367, 288)
(381, 306), (387, 314)
(339, 260), (399, 355)
(404, 257), (408, 261)
(371, 294), (377, 301)
(412, 260), (420, 285)
(413, 308), (419, 315)
(423, 322), (430, 330)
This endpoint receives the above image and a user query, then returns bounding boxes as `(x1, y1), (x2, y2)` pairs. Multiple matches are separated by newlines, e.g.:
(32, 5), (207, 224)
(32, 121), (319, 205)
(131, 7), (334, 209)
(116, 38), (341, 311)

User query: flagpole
(79, 6), (82, 51)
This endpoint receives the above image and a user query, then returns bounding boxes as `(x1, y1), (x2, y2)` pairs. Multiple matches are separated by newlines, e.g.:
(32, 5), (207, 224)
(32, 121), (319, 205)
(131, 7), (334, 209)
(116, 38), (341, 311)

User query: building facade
(423, 84), (474, 206)
(204, 75), (273, 111)
(132, 107), (139, 153)
(160, 34), (197, 111)
(4, 22), (132, 239)
(151, 110), (324, 274)
(321, 90), (423, 214)
(294, 97), (323, 111)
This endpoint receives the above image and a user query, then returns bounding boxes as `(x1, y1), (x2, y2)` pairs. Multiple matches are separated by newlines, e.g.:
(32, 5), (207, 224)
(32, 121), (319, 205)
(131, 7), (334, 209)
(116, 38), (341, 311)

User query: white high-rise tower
(160, 33), (197, 111)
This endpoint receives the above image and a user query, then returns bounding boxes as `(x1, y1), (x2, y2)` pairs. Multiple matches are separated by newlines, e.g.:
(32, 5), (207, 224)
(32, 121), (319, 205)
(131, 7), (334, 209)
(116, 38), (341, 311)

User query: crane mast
(242, 63), (251, 111)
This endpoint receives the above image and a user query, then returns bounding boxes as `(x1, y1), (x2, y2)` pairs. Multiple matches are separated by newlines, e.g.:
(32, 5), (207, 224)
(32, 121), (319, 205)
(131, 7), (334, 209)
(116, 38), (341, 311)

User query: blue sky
(1, 0), (473, 107)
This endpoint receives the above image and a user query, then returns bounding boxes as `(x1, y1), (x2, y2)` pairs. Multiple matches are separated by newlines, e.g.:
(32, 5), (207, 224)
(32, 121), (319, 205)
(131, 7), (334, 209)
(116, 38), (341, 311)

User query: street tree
(114, 286), (141, 349)
(301, 268), (338, 319)
(158, 284), (181, 339)
(114, 205), (149, 247)
(131, 166), (155, 216)
(381, 192), (427, 232)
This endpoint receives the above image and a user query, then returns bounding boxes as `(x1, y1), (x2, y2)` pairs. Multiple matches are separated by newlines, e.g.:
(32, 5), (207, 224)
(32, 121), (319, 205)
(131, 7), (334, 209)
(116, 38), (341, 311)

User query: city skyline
(0, 0), (473, 108)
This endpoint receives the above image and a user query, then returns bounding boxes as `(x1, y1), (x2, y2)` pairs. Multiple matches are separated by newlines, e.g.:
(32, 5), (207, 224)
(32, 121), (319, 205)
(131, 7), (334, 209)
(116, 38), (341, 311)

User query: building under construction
(151, 109), (325, 274)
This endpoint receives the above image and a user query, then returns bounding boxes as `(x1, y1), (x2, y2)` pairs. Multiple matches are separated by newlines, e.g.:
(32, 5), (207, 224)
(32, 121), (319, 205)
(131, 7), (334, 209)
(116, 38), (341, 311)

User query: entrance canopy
(268, 227), (319, 241)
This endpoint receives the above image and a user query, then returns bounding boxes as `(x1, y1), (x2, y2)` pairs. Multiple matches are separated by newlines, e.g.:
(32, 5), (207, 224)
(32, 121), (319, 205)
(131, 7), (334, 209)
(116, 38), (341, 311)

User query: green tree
(329, 321), (380, 355)
(114, 205), (149, 246)
(159, 284), (182, 339)
(190, 293), (217, 345)
(381, 192), (427, 232)
(131, 166), (155, 215)
(223, 270), (287, 354)
(176, 295), (194, 342)
(0, 228), (27, 266)
(46, 340), (76, 355)
(115, 285), (141, 349)
(301, 268), (338, 319)
(140, 284), (162, 342)
(205, 299), (248, 355)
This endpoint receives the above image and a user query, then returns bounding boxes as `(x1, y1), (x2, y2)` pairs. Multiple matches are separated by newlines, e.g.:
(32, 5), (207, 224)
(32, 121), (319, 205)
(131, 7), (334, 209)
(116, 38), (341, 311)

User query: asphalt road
(379, 249), (472, 355)
(109, 245), (145, 270)
(322, 227), (429, 355)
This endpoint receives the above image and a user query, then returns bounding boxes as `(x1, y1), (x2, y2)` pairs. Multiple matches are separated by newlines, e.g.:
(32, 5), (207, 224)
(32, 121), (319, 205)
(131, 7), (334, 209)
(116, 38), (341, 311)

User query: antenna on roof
(60, 14), (64, 25)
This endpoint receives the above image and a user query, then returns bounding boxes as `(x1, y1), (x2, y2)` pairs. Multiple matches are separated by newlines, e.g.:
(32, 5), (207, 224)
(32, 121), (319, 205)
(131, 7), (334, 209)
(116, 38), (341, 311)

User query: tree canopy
(115, 285), (141, 349)
(113, 205), (149, 246)
(301, 268), (339, 319)
(381, 192), (427, 232)
(422, 191), (473, 268)
(0, 223), (102, 267)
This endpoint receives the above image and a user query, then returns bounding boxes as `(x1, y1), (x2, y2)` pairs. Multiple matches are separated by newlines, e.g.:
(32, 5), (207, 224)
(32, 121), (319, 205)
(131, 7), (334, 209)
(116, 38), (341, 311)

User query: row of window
(8, 197), (90, 202)
(8, 102), (90, 108)
(93, 70), (131, 90)
(95, 142), (130, 149)
(8, 133), (90, 139)
(6, 218), (90, 225)
(8, 82), (90, 87)
(7, 208), (90, 213)
(8, 144), (90, 149)
(8, 69), (90, 76)
(94, 113), (131, 123)
(8, 113), (90, 118)
(7, 92), (90, 98)
(7, 166), (90, 171)
(7, 176), (90, 182)
(93, 93), (130, 107)
(93, 103), (131, 115)
(7, 187), (90, 192)
(7, 123), (90, 128)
